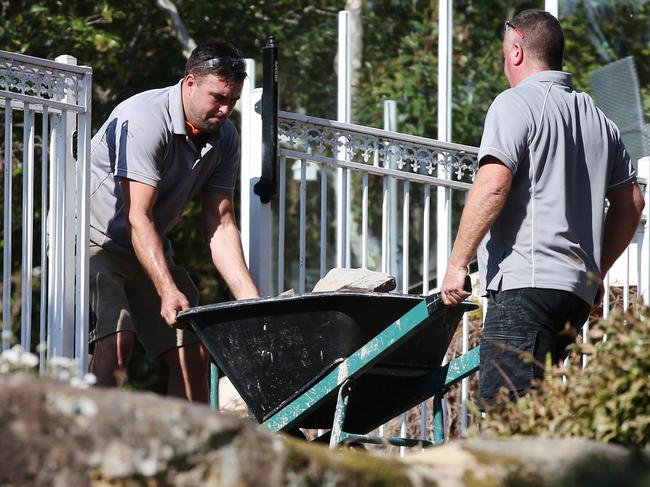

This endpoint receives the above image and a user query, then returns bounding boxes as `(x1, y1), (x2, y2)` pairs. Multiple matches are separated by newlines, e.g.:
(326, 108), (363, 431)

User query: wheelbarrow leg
(432, 395), (445, 445)
(329, 379), (352, 448)
(210, 361), (220, 410)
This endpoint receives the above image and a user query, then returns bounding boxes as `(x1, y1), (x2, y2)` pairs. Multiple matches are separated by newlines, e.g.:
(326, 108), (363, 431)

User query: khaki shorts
(89, 244), (201, 360)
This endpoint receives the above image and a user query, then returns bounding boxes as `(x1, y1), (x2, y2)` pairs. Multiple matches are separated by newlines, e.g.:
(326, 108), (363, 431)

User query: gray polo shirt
(477, 71), (636, 304)
(89, 80), (240, 255)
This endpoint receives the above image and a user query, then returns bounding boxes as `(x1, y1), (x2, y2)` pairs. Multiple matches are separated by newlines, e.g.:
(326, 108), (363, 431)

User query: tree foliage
(1, 0), (186, 124)
(355, 0), (649, 146)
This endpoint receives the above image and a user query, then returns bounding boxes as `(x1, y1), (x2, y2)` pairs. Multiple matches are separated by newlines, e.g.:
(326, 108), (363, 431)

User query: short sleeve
(109, 104), (167, 188)
(477, 90), (533, 174)
(607, 121), (637, 190)
(205, 121), (240, 196)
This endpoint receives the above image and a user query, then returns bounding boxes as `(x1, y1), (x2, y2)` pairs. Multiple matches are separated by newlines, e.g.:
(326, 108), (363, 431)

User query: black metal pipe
(254, 35), (278, 204)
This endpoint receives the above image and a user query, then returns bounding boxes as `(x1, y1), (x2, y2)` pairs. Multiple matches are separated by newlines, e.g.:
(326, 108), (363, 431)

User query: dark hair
(185, 40), (247, 84)
(510, 9), (564, 70)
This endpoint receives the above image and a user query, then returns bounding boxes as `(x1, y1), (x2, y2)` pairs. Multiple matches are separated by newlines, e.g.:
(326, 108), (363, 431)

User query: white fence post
(437, 0), (453, 444)
(2, 99), (12, 352)
(436, 0), (453, 289)
(545, 0), (559, 18)
(383, 101), (399, 279)
(337, 10), (352, 269)
(638, 157), (650, 305)
(75, 68), (92, 374)
(240, 59), (255, 269)
(240, 59), (272, 297)
(20, 106), (35, 351)
(52, 54), (78, 360)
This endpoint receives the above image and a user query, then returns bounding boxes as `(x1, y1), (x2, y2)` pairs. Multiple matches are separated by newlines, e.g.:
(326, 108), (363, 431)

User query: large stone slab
(312, 267), (396, 293)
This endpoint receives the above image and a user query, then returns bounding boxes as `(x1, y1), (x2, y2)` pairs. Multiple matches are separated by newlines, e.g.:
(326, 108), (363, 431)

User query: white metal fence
(0, 50), (92, 373)
(272, 110), (477, 295)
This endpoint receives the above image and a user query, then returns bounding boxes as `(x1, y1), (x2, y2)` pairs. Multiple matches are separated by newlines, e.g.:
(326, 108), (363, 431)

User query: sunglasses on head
(504, 20), (525, 39)
(193, 57), (246, 72)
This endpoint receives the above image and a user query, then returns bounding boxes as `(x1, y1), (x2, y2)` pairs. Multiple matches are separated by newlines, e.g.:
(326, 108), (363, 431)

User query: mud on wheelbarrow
(179, 291), (478, 448)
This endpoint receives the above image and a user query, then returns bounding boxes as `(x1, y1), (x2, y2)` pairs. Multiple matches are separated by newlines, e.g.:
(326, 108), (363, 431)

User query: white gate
(0, 50), (92, 373)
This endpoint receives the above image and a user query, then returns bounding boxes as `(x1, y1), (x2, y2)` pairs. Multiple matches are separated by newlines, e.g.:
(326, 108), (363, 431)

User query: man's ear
(185, 73), (197, 89)
(512, 42), (524, 66)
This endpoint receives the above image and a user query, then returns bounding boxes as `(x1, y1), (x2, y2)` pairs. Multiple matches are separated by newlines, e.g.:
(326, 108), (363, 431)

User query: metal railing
(274, 110), (477, 294)
(0, 49), (92, 373)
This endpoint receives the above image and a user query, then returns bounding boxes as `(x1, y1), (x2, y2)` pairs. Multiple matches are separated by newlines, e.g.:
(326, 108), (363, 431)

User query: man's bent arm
(601, 183), (645, 277)
(441, 158), (513, 305)
(119, 178), (189, 326)
(202, 192), (260, 300)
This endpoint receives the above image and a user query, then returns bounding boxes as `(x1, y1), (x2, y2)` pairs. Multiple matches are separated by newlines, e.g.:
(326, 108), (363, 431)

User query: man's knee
(91, 331), (136, 372)
(163, 342), (209, 374)
(162, 342), (209, 402)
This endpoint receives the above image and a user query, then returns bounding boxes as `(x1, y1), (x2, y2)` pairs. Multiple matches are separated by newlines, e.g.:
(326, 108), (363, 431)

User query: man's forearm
(208, 222), (260, 300)
(449, 163), (512, 268)
(441, 162), (511, 305)
(129, 214), (178, 297)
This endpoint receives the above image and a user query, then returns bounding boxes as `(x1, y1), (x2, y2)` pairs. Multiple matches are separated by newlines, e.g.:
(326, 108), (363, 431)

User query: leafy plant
(475, 306), (650, 447)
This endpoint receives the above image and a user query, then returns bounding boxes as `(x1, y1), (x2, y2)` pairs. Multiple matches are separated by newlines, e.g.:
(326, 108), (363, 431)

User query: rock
(0, 374), (421, 486)
(312, 267), (396, 293)
(1, 374), (648, 486)
(218, 376), (247, 415)
(404, 438), (650, 487)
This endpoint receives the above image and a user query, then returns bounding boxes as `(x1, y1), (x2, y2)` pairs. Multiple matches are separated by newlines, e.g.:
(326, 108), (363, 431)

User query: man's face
(184, 73), (243, 133)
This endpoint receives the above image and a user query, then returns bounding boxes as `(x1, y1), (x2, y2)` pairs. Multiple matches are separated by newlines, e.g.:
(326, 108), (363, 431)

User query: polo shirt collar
(169, 79), (186, 135)
(519, 70), (573, 88)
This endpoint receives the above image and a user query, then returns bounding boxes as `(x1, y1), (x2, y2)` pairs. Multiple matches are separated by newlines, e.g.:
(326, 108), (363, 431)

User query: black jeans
(479, 287), (590, 406)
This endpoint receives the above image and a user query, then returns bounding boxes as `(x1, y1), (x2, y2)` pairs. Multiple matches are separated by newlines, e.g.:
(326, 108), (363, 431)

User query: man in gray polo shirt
(441, 10), (644, 404)
(89, 40), (260, 401)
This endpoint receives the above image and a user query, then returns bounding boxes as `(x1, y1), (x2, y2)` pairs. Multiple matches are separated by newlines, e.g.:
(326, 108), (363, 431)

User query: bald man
(441, 9), (644, 405)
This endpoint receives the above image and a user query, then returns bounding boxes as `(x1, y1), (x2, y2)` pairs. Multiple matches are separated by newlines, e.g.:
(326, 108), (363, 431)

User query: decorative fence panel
(273, 111), (477, 296)
(0, 49), (92, 373)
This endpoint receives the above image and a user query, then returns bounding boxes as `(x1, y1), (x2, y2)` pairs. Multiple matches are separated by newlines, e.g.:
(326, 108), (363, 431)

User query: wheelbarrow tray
(180, 292), (474, 431)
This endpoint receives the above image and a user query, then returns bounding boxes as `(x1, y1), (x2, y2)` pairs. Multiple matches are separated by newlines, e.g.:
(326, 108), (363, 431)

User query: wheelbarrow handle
(464, 275), (472, 294)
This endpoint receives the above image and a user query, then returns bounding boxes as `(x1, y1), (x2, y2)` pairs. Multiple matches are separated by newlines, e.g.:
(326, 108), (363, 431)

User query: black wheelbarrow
(179, 291), (478, 448)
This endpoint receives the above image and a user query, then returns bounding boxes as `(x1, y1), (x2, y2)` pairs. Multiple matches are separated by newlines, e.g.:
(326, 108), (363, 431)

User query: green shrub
(474, 306), (650, 446)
